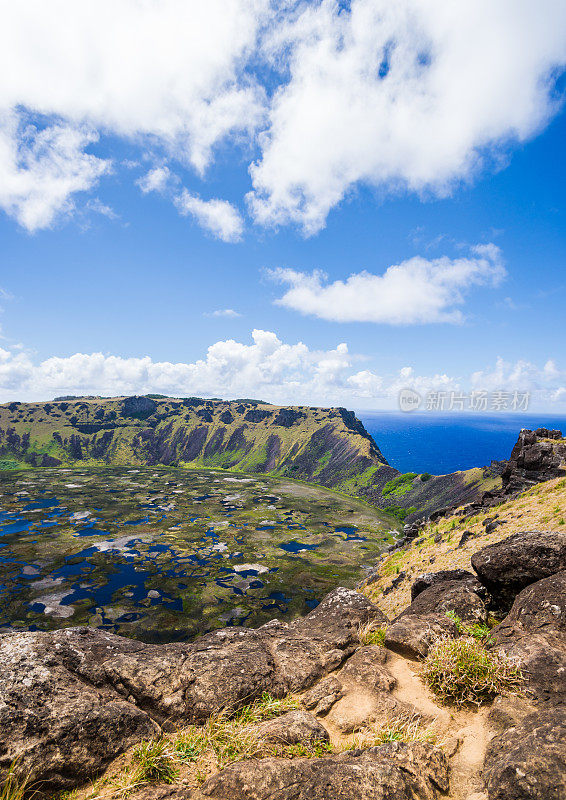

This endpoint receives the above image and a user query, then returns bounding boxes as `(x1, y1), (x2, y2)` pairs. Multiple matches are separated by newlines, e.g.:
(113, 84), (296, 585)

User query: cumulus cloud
(269, 244), (505, 324)
(136, 166), (243, 241)
(0, 1), (565, 233)
(471, 357), (566, 395)
(0, 334), (565, 409)
(0, 111), (110, 231)
(136, 167), (174, 195)
(249, 0), (566, 233)
(175, 190), (244, 242)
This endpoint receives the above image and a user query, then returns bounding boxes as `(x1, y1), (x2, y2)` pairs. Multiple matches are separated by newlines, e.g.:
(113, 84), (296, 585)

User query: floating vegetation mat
(0, 467), (400, 642)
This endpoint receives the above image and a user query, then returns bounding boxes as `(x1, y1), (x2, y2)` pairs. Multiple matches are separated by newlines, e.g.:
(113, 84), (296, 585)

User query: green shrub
(421, 636), (523, 706)
(420, 472), (432, 482)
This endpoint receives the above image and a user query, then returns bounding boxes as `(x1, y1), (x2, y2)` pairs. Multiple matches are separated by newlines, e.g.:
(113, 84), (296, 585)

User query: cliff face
(0, 396), (390, 489)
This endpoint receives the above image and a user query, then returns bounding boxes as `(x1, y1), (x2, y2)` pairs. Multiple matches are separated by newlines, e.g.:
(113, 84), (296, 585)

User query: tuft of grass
(130, 738), (178, 786)
(234, 692), (300, 725)
(445, 611), (493, 644)
(346, 714), (437, 750)
(0, 765), (28, 800)
(421, 636), (523, 706)
(358, 620), (387, 647)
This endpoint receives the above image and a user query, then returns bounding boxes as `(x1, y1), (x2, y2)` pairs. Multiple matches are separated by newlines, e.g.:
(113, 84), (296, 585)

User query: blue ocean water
(357, 413), (566, 475)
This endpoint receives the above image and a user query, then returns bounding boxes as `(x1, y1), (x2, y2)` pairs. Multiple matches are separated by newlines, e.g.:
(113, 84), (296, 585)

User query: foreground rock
(0, 588), (382, 789)
(483, 707), (566, 800)
(196, 742), (449, 800)
(471, 531), (566, 610)
(490, 570), (566, 701)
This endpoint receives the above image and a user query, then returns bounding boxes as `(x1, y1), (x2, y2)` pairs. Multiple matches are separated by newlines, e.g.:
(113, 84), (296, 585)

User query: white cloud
(0, 1), (565, 233)
(471, 357), (566, 395)
(175, 190), (244, 242)
(136, 167), (174, 195)
(269, 244), (505, 324)
(0, 0), (267, 230)
(249, 0), (566, 233)
(0, 111), (110, 231)
(206, 309), (242, 318)
(0, 334), (565, 409)
(137, 166), (244, 242)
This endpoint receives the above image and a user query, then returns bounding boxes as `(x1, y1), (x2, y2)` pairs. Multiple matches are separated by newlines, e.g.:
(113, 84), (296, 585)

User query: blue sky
(1, 1), (566, 410)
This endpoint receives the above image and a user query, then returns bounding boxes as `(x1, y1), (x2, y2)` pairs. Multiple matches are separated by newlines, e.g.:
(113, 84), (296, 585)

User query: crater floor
(0, 467), (400, 641)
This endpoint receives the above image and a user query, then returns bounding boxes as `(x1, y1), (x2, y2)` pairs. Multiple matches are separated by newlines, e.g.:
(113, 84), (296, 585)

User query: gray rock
(483, 707), (566, 800)
(339, 646), (396, 693)
(255, 709), (329, 745)
(472, 531), (566, 610)
(197, 741), (449, 800)
(400, 578), (487, 625)
(490, 571), (566, 701)
(487, 695), (536, 734)
(302, 676), (343, 715)
(384, 614), (459, 660)
(0, 628), (158, 790)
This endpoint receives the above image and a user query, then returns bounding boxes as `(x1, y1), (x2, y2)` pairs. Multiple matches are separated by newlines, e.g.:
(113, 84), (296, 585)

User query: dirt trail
(387, 651), (492, 800)
(324, 649), (494, 800)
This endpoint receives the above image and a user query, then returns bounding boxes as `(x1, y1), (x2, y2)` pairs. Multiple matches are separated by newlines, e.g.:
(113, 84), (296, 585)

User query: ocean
(356, 412), (566, 475)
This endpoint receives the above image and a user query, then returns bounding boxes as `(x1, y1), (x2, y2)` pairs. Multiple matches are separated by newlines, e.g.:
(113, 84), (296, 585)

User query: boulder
(0, 588), (384, 789)
(400, 578), (488, 624)
(489, 571), (566, 700)
(0, 628), (158, 790)
(471, 531), (566, 610)
(196, 741), (449, 800)
(483, 707), (566, 800)
(411, 569), (476, 600)
(255, 709), (329, 745)
(384, 614), (459, 660)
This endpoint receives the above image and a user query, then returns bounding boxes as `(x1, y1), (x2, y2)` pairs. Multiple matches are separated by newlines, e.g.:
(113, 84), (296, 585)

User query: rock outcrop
(0, 589), (381, 789)
(471, 530), (566, 611)
(196, 742), (450, 800)
(501, 428), (566, 493)
(483, 707), (566, 800)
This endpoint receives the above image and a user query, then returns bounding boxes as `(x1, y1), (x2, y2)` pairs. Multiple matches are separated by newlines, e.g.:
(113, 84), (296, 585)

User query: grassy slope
(362, 475), (566, 618)
(0, 396), (498, 519)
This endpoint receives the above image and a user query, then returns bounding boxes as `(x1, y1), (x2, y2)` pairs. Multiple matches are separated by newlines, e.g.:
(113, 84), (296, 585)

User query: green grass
(358, 621), (387, 646)
(131, 738), (179, 785)
(382, 473), (418, 497)
(0, 764), (28, 800)
(445, 611), (493, 644)
(422, 636), (523, 706)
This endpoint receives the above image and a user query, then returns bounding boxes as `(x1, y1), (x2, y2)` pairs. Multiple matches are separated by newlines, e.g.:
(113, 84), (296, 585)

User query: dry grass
(362, 476), (566, 618)
(345, 714), (437, 749)
(421, 636), (524, 706)
(64, 692), (331, 800)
